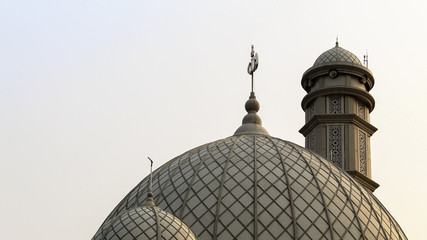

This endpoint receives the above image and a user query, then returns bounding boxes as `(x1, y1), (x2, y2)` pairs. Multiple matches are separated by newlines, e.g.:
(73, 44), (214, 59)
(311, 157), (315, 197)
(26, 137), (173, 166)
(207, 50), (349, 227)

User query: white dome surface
(93, 205), (197, 240)
(313, 44), (362, 67)
(94, 135), (407, 240)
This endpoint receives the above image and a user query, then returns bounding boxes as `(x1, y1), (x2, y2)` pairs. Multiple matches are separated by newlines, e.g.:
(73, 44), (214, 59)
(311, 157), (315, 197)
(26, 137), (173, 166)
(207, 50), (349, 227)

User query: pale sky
(1, 0), (426, 239)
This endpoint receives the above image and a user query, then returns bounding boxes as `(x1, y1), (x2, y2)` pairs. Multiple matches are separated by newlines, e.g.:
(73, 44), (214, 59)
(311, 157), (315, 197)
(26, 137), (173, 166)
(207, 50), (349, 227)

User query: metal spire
(247, 45), (259, 93)
(144, 157), (156, 207)
(148, 157), (153, 195)
(335, 36), (339, 47)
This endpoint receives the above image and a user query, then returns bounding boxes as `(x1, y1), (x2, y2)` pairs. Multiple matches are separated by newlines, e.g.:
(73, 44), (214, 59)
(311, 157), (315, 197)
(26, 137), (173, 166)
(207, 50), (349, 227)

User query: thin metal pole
(251, 74), (254, 92)
(148, 157), (153, 194)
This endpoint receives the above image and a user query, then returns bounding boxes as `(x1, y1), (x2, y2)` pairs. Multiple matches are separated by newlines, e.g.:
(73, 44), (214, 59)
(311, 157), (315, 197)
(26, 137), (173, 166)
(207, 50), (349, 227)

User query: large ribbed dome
(94, 135), (407, 240)
(313, 43), (362, 67)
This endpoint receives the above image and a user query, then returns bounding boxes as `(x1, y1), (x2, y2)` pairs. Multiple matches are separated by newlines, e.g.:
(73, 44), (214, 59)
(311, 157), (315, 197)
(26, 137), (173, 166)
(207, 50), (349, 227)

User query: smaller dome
(93, 205), (198, 240)
(313, 43), (362, 66)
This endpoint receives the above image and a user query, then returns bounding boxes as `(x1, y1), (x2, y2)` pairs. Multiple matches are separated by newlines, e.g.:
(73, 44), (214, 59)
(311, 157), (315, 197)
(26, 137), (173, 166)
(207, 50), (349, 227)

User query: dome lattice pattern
(95, 135), (406, 240)
(313, 45), (362, 66)
(93, 206), (197, 240)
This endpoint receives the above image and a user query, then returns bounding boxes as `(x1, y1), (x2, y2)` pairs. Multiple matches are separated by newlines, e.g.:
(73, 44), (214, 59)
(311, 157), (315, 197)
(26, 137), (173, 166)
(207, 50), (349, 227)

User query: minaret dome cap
(301, 43), (375, 92)
(313, 43), (362, 67)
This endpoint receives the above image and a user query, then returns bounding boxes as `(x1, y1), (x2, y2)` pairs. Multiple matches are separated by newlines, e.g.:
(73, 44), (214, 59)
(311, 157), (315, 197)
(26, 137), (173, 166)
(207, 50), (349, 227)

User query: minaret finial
(336, 36), (339, 47)
(247, 45), (259, 93)
(363, 50), (369, 68)
(144, 157), (156, 207)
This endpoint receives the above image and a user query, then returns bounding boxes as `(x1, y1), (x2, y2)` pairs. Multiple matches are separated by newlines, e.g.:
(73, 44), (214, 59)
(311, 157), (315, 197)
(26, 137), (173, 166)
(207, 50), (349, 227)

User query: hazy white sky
(1, 0), (426, 239)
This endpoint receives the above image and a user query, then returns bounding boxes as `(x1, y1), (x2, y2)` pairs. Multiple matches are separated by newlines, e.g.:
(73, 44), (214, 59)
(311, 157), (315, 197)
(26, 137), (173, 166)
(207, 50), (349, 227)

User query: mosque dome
(95, 135), (406, 240)
(93, 193), (198, 240)
(313, 42), (362, 67)
(93, 92), (407, 240)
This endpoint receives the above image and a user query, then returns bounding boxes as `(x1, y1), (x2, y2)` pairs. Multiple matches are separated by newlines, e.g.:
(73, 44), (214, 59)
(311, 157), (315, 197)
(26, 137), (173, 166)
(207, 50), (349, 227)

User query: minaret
(299, 41), (379, 191)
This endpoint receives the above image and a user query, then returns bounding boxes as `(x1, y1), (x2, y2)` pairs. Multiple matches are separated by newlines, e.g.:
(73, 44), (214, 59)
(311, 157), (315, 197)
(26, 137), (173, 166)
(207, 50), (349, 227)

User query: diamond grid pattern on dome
(313, 46), (362, 66)
(256, 137), (294, 239)
(298, 147), (362, 239)
(159, 209), (197, 240)
(371, 194), (391, 237)
(278, 141), (330, 239)
(179, 139), (234, 239)
(155, 151), (195, 212)
(94, 135), (407, 240)
(94, 206), (197, 240)
(376, 198), (406, 239)
(107, 207), (157, 240)
(156, 149), (203, 214)
(216, 136), (256, 239)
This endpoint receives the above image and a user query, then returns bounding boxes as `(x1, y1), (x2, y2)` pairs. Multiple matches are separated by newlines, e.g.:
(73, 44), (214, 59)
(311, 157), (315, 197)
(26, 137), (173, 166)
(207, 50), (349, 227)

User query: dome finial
(335, 35), (339, 47)
(144, 157), (156, 207)
(247, 45), (259, 93)
(234, 46), (268, 136)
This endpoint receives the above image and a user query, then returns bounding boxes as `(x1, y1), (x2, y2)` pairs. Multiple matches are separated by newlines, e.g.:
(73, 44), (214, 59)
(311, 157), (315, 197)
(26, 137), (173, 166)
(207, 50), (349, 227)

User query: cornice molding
(346, 170), (380, 192)
(299, 114), (378, 136)
(301, 87), (375, 112)
(301, 63), (375, 92)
